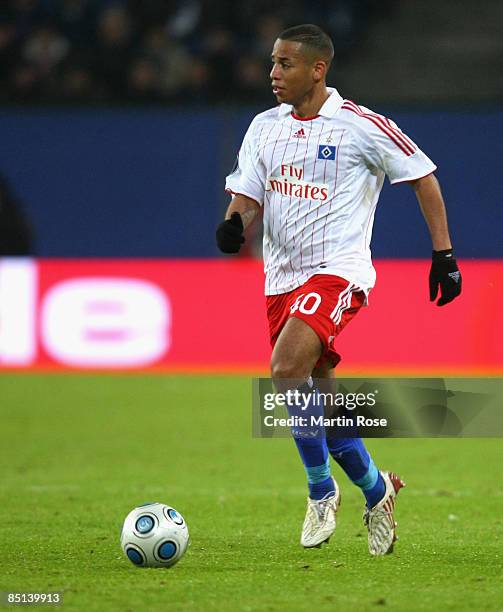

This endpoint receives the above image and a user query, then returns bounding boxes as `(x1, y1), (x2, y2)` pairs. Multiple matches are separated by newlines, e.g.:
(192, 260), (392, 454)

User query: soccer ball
(120, 502), (189, 568)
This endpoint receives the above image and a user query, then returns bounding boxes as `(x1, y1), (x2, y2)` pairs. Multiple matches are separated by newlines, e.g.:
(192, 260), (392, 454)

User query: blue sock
(327, 437), (385, 508)
(287, 380), (335, 500)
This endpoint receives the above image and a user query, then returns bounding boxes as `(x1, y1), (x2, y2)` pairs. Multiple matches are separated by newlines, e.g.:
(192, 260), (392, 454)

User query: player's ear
(312, 60), (327, 83)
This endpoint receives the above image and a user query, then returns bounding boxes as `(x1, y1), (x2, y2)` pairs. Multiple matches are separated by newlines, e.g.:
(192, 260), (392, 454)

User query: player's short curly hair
(278, 24), (334, 66)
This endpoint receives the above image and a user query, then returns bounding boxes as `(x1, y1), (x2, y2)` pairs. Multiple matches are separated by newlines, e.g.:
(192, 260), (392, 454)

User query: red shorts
(266, 274), (365, 368)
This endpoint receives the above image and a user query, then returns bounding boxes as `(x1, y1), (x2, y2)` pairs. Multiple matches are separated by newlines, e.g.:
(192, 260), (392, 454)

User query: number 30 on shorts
(290, 292), (322, 315)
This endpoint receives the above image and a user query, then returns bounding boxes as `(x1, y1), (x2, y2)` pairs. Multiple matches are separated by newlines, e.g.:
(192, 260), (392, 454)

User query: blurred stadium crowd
(0, 0), (393, 105)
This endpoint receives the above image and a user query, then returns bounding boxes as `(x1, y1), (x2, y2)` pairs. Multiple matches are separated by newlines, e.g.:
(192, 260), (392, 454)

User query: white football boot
(301, 477), (341, 548)
(364, 471), (405, 556)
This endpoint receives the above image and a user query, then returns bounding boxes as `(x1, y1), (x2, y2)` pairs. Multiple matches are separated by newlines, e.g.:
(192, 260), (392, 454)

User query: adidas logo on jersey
(293, 128), (306, 138)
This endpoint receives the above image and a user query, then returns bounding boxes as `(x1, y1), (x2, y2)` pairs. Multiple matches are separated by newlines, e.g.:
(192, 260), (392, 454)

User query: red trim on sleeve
(341, 101), (416, 156)
(225, 189), (261, 207)
(390, 170), (436, 185)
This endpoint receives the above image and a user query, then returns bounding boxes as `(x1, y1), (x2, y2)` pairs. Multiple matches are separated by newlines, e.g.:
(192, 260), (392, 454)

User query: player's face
(270, 39), (319, 106)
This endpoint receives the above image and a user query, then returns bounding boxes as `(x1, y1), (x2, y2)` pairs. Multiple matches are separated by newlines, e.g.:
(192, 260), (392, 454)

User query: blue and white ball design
(120, 502), (189, 568)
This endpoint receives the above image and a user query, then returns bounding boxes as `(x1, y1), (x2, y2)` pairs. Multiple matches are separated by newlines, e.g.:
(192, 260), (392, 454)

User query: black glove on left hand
(429, 248), (462, 306)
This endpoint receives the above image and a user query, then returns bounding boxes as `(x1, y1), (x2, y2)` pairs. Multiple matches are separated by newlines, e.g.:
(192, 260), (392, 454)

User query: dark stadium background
(0, 109), (500, 259)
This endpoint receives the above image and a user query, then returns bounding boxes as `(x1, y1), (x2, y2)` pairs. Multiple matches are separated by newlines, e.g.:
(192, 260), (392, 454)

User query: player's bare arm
(225, 194), (260, 229)
(409, 173), (462, 306)
(409, 173), (452, 251)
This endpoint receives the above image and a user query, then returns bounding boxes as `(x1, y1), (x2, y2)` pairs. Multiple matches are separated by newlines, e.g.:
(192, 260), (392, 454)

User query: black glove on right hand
(216, 212), (245, 254)
(429, 248), (462, 306)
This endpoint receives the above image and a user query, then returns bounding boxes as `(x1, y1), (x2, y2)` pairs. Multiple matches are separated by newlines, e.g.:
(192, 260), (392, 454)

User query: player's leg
(271, 317), (335, 500)
(313, 363), (405, 555)
(271, 318), (339, 547)
(270, 315), (322, 382)
(319, 363), (386, 510)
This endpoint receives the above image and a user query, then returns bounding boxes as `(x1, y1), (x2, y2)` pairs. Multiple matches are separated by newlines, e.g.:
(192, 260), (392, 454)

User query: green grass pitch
(1, 374), (502, 611)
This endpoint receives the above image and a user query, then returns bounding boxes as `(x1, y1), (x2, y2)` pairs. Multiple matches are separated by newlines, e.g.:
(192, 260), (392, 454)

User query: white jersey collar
(277, 87), (344, 119)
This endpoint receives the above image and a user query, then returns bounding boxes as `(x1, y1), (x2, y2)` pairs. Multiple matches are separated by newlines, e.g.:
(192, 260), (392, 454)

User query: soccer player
(216, 24), (462, 555)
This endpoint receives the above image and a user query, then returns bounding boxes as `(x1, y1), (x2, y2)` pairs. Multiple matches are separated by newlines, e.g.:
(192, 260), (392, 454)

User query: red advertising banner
(0, 258), (501, 373)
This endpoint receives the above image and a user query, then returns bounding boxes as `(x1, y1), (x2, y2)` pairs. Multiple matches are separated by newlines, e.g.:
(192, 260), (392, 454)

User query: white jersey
(225, 88), (436, 296)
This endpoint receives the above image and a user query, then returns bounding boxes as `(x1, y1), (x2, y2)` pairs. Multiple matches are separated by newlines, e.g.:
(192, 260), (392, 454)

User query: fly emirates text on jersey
(265, 164), (329, 201)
